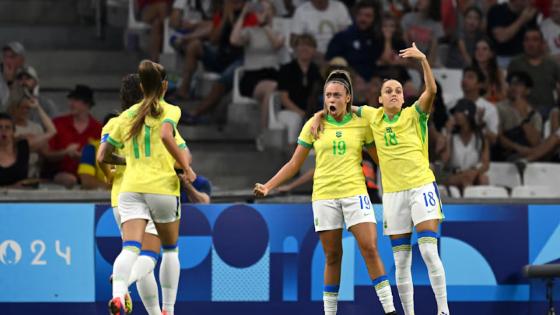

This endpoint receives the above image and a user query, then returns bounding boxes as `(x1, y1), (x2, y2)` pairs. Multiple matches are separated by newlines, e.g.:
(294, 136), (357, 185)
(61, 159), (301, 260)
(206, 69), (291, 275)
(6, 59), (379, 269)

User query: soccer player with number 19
(255, 70), (398, 315)
(312, 43), (449, 315)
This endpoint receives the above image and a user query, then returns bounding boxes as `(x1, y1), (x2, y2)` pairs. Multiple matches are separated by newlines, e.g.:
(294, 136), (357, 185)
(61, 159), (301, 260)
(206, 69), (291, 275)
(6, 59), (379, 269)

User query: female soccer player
(312, 43), (449, 315)
(99, 73), (189, 315)
(98, 60), (194, 315)
(254, 70), (398, 315)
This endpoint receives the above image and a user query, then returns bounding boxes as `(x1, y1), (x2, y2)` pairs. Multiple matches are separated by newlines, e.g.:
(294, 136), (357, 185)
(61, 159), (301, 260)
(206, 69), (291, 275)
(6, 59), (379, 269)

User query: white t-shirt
(541, 18), (560, 56)
(173, 0), (212, 23)
(291, 0), (352, 54)
(446, 96), (499, 136)
(449, 134), (482, 171)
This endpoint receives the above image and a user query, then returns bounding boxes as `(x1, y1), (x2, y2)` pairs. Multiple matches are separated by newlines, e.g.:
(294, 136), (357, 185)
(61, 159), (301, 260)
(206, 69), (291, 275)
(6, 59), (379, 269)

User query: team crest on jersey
(386, 127), (392, 133)
(336, 131), (342, 138)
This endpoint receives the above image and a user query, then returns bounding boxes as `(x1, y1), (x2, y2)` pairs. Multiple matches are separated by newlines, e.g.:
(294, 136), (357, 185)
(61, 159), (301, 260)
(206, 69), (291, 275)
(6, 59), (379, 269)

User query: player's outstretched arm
(399, 42), (437, 113)
(254, 145), (310, 197)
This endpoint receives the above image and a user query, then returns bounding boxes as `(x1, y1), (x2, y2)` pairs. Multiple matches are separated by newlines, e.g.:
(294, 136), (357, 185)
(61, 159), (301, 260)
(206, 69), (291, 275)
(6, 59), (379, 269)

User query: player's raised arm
(399, 42), (437, 113)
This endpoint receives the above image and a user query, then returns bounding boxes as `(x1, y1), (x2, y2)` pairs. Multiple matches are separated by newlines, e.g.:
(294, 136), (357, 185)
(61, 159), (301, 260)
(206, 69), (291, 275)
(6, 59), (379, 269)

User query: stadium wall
(0, 203), (559, 314)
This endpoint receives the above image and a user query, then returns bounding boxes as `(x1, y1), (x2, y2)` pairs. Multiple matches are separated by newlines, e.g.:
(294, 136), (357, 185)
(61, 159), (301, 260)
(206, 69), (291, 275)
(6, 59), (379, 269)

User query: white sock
(128, 251), (158, 286)
(323, 285), (339, 315)
(372, 275), (396, 313)
(112, 241), (141, 301)
(160, 246), (180, 315)
(392, 237), (414, 315)
(418, 232), (449, 315)
(137, 271), (162, 315)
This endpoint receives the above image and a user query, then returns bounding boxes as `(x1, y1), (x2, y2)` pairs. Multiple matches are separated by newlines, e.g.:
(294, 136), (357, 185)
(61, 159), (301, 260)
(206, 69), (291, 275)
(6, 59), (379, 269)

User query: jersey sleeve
(162, 105), (181, 129)
(364, 125), (375, 147)
(175, 131), (187, 149)
(297, 119), (315, 149)
(411, 102), (430, 143)
(77, 144), (97, 176)
(357, 105), (376, 122)
(100, 118), (117, 143)
(107, 114), (125, 149)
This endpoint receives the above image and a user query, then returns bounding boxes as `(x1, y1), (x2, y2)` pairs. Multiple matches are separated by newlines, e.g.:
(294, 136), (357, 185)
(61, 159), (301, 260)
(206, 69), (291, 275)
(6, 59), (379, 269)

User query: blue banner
(0, 204), (95, 302)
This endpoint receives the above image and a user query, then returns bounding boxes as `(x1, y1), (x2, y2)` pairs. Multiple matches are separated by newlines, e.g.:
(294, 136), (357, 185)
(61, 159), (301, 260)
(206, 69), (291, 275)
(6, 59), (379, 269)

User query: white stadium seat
(511, 186), (560, 198)
(448, 185), (462, 198)
(523, 163), (560, 187)
(463, 185), (509, 198)
(487, 162), (522, 189)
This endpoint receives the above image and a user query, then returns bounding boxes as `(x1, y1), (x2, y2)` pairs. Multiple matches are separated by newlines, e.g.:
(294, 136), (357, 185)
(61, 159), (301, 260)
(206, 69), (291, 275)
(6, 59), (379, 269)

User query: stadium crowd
(0, 0), (559, 197)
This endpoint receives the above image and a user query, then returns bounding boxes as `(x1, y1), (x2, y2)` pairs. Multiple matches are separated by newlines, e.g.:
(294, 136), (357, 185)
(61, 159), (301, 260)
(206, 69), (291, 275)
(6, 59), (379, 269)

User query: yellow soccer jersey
(358, 103), (435, 193)
(101, 117), (187, 207)
(298, 113), (374, 201)
(107, 100), (183, 196)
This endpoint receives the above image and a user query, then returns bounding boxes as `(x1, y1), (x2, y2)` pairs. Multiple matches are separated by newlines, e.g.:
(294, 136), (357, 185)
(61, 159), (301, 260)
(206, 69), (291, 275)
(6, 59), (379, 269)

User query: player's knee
(324, 248), (343, 266)
(359, 242), (379, 261)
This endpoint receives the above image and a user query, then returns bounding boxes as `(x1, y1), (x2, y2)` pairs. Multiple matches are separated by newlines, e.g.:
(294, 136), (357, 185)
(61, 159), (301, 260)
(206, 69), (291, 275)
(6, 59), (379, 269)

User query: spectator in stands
(376, 13), (416, 98)
(291, 0), (352, 58)
(518, 108), (560, 161)
(0, 113), (52, 187)
(441, 99), (490, 191)
(6, 84), (57, 178)
(486, 0), (538, 68)
(472, 37), (507, 103)
(541, 0), (560, 62)
(325, 0), (383, 102)
(231, 0), (284, 130)
(45, 85), (102, 188)
(15, 66), (59, 123)
(169, 0), (214, 51)
(508, 27), (560, 120)
(0, 42), (26, 106)
(496, 71), (543, 160)
(176, 0), (256, 100)
(275, 34), (322, 147)
(138, 0), (170, 61)
(400, 0), (444, 65)
(445, 6), (485, 69)
(449, 66), (500, 145)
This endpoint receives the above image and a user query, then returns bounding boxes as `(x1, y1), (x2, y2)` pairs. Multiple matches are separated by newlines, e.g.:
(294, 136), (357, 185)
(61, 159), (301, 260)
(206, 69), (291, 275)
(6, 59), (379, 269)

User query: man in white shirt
(447, 66), (500, 145)
(291, 0), (352, 56)
(540, 0), (560, 62)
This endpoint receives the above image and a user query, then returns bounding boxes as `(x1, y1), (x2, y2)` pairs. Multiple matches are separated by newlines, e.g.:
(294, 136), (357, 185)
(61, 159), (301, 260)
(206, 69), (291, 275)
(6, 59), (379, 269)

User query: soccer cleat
(108, 294), (133, 315)
(108, 297), (125, 315)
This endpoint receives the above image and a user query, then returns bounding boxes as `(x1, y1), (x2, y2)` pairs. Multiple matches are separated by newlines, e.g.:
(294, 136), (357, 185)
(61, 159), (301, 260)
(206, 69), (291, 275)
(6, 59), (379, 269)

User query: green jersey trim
(383, 111), (401, 124)
(297, 139), (313, 148)
(107, 136), (124, 149)
(415, 103), (429, 143)
(326, 113), (352, 126)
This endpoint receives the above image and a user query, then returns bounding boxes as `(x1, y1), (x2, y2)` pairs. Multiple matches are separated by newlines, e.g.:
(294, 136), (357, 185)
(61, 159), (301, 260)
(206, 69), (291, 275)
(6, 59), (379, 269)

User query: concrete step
(0, 25), (125, 50)
(0, 0), (81, 25)
(27, 50), (141, 76)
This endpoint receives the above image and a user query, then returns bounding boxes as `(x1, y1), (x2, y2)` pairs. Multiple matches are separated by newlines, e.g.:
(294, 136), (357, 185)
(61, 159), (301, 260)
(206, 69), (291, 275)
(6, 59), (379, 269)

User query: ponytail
(127, 60), (166, 140)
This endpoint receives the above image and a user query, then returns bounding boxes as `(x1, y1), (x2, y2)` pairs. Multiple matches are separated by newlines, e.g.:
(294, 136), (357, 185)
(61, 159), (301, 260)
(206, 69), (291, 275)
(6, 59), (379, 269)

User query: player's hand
(399, 42), (426, 61)
(254, 183), (269, 197)
(185, 167), (197, 183)
(310, 112), (325, 139)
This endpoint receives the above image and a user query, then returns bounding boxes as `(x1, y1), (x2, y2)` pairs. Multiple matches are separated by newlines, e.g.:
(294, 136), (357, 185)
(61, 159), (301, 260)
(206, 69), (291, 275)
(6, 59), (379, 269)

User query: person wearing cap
(15, 65), (59, 123)
(496, 71), (543, 160)
(255, 69), (399, 315)
(44, 84), (102, 188)
(0, 41), (26, 105)
(440, 98), (490, 190)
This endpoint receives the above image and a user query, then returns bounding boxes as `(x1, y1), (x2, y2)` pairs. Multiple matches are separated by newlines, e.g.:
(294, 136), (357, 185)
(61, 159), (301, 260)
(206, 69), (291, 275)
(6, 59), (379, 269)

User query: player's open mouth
(329, 105), (336, 112)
